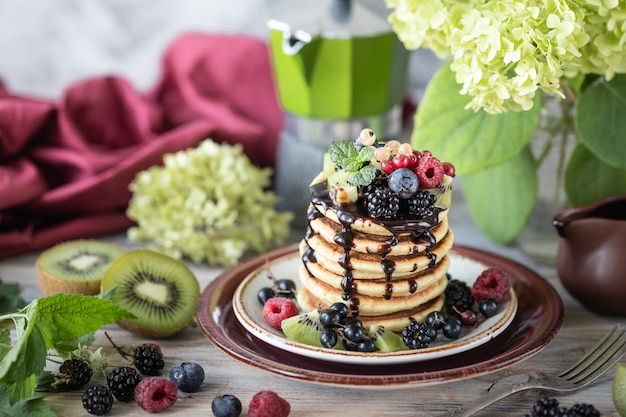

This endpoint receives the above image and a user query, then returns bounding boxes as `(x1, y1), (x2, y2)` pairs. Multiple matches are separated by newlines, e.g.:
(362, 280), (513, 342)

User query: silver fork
(441, 323), (626, 417)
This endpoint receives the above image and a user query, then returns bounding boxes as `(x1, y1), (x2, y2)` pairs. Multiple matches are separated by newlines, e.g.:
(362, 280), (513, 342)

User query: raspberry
(471, 267), (511, 303)
(134, 377), (178, 413)
(134, 344), (165, 376)
(107, 366), (142, 401)
(56, 359), (93, 390)
(263, 298), (299, 329)
(415, 154), (444, 188)
(248, 390), (291, 417)
(82, 385), (114, 415)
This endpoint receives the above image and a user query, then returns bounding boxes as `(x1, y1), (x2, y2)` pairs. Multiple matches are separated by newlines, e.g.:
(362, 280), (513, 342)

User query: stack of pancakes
(297, 175), (454, 332)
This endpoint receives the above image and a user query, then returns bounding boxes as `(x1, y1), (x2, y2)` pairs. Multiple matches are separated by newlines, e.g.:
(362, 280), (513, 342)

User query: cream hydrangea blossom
(126, 139), (293, 266)
(386, 0), (626, 113)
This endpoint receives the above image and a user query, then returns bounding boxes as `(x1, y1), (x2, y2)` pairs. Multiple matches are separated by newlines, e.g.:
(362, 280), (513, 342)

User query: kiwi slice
(367, 324), (408, 352)
(429, 173), (453, 209)
(36, 239), (126, 296)
(281, 309), (324, 347)
(101, 249), (200, 339)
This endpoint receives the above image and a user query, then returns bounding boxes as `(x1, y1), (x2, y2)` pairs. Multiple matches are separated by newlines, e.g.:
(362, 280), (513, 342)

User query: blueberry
(442, 317), (463, 340)
(319, 308), (342, 328)
(275, 279), (296, 298)
(211, 394), (242, 417)
(388, 168), (419, 199)
(479, 299), (498, 318)
(329, 302), (350, 320)
(168, 362), (204, 393)
(257, 287), (275, 305)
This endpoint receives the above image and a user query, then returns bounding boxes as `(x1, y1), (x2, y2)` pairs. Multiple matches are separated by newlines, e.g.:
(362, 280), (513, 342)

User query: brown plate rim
(196, 244), (564, 388)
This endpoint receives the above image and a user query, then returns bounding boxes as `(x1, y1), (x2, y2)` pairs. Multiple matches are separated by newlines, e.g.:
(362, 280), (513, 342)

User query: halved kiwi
(281, 309), (325, 347)
(101, 249), (200, 339)
(36, 239), (126, 296)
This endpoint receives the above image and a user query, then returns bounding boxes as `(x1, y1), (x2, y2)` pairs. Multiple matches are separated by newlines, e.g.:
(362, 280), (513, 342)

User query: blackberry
(444, 278), (475, 316)
(107, 366), (142, 401)
(82, 385), (114, 415)
(401, 318), (437, 349)
(523, 397), (601, 417)
(56, 359), (93, 390)
(363, 186), (400, 219)
(405, 191), (436, 218)
(133, 344), (164, 376)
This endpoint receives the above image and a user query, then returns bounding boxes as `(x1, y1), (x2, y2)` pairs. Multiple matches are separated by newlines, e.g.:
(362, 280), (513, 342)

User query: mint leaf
(349, 165), (377, 186)
(329, 140), (358, 167)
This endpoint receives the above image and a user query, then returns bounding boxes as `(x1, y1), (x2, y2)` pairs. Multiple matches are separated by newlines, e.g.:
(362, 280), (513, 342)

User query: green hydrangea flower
(126, 139), (293, 267)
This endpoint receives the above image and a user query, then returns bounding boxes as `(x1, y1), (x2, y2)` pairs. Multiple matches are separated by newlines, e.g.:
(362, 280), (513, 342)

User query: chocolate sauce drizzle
(303, 182), (442, 315)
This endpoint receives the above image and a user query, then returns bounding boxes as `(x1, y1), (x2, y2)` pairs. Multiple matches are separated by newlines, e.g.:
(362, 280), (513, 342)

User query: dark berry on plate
(275, 278), (296, 298)
(248, 390), (290, 417)
(56, 359), (93, 390)
(319, 308), (342, 328)
(342, 339), (359, 351)
(401, 319), (437, 349)
(459, 309), (478, 326)
(107, 366), (142, 401)
(169, 361), (205, 393)
(257, 287), (275, 305)
(320, 328), (338, 348)
(357, 340), (377, 352)
(479, 299), (498, 318)
(425, 311), (446, 330)
(363, 186), (400, 219)
(134, 344), (165, 376)
(343, 316), (364, 328)
(329, 302), (350, 320)
(134, 377), (178, 413)
(442, 316), (463, 340)
(388, 168), (419, 199)
(212, 394), (242, 417)
(82, 385), (113, 415)
(445, 278), (475, 317)
(262, 297), (299, 330)
(471, 267), (511, 303)
(343, 324), (366, 343)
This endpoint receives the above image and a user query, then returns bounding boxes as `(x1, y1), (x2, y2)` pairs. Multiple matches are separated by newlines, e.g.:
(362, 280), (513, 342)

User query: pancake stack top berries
(298, 128), (456, 332)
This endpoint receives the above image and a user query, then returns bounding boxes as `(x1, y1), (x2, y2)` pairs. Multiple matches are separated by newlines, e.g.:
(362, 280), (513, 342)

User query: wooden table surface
(1, 222), (623, 417)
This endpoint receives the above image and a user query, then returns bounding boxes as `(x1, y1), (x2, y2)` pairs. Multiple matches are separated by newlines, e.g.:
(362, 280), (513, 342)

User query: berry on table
(134, 343), (165, 376)
(248, 390), (291, 417)
(107, 366), (142, 401)
(134, 377), (178, 413)
(262, 297), (299, 329)
(212, 394), (242, 417)
(55, 359), (93, 390)
(523, 396), (600, 417)
(169, 361), (205, 393)
(82, 385), (114, 416)
(471, 267), (510, 303)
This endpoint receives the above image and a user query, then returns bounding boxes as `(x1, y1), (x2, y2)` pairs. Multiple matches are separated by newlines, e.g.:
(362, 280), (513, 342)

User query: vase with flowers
(385, 0), (626, 253)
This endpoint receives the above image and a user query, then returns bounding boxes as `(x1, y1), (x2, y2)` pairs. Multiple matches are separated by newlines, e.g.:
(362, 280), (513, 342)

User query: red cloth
(0, 33), (282, 258)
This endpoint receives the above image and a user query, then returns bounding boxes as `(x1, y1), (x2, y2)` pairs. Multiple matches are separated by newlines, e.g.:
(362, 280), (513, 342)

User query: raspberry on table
(262, 298), (299, 329)
(248, 390), (290, 417)
(82, 385), (114, 416)
(134, 377), (178, 413)
(107, 366), (142, 401)
(471, 267), (510, 303)
(134, 344), (165, 376)
(56, 358), (93, 390)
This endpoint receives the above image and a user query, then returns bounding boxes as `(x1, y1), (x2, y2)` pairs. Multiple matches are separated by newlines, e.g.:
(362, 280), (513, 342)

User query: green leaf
(328, 140), (358, 167)
(0, 385), (56, 417)
(0, 281), (26, 316)
(411, 61), (540, 175)
(348, 165), (377, 186)
(462, 146), (538, 244)
(576, 74), (626, 170)
(564, 143), (626, 207)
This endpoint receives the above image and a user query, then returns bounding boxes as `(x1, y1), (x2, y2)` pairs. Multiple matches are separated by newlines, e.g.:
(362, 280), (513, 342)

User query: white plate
(232, 250), (517, 365)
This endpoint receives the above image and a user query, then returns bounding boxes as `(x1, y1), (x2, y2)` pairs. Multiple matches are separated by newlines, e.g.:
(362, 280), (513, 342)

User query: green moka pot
(267, 0), (409, 121)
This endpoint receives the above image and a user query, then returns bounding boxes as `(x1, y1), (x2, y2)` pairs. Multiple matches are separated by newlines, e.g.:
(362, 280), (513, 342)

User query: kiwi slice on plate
(281, 309), (325, 347)
(36, 239), (126, 296)
(101, 249), (200, 339)
(368, 324), (408, 352)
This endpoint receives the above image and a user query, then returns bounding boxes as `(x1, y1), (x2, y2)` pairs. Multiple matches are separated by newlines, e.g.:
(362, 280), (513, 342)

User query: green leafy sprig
(0, 293), (134, 407)
(328, 140), (377, 186)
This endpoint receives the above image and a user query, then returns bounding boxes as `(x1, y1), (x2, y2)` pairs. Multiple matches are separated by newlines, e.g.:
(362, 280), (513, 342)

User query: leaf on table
(0, 384), (56, 417)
